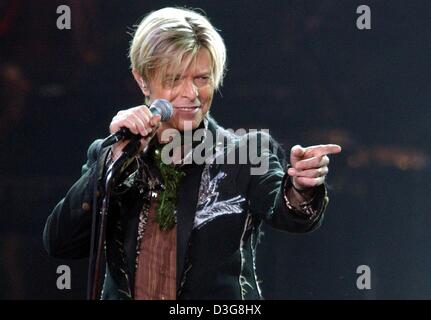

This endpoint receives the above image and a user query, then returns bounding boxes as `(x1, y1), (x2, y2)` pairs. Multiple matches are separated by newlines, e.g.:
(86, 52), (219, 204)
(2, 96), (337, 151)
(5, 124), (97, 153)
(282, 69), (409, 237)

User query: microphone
(101, 99), (173, 148)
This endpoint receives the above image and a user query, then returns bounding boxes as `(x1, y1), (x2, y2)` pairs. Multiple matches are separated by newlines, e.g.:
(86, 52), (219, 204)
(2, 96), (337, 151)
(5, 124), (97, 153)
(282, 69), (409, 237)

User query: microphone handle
(101, 127), (141, 148)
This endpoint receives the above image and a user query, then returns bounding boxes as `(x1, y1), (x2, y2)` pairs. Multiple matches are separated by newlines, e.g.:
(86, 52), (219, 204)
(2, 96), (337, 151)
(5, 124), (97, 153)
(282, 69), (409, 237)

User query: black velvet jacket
(43, 117), (328, 299)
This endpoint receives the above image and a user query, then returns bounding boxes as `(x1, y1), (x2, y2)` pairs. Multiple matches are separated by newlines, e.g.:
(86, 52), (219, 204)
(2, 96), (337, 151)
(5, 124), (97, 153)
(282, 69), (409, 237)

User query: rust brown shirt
(134, 195), (176, 300)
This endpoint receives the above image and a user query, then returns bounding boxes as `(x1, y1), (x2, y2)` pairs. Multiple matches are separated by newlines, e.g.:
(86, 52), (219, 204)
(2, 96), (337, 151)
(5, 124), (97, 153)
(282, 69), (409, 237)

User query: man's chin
(175, 118), (203, 132)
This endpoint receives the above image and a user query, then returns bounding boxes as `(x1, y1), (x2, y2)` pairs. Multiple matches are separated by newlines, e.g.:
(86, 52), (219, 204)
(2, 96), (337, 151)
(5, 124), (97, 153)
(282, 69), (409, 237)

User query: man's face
(139, 48), (215, 133)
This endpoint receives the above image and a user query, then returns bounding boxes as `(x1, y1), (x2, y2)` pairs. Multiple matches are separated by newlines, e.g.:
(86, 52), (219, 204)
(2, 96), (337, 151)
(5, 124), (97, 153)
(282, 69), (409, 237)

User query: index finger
(305, 144), (342, 158)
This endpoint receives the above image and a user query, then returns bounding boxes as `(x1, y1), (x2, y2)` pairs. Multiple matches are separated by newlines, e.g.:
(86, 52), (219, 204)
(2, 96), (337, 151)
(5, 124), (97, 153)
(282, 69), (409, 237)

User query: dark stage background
(1, 0), (431, 299)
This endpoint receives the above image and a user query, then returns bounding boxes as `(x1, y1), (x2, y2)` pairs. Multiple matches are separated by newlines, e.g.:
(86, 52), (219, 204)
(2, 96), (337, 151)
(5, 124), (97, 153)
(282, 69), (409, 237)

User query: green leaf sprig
(153, 146), (185, 231)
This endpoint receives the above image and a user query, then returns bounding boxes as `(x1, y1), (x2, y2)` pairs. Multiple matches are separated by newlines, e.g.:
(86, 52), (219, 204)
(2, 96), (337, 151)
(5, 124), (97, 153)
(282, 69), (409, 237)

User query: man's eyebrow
(164, 71), (211, 79)
(195, 71), (211, 76)
(163, 73), (181, 80)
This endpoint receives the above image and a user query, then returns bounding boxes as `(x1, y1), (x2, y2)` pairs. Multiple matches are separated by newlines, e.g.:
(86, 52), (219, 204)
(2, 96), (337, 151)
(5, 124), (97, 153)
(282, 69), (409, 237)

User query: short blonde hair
(129, 7), (227, 90)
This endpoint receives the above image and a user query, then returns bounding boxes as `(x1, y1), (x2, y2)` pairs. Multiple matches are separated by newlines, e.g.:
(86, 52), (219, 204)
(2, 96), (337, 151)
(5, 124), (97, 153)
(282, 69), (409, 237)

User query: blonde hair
(129, 7), (227, 91)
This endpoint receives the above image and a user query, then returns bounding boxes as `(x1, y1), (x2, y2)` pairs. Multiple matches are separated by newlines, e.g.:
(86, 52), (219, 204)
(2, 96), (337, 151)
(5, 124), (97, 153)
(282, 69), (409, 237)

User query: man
(43, 7), (341, 300)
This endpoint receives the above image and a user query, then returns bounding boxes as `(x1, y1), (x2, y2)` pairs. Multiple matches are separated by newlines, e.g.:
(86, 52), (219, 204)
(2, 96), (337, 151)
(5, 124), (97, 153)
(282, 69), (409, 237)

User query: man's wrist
(286, 184), (317, 208)
(283, 174), (321, 220)
(291, 182), (316, 199)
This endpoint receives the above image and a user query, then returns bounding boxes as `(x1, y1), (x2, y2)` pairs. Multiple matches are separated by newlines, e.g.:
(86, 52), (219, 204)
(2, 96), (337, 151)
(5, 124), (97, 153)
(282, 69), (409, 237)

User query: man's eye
(195, 76), (210, 85)
(164, 78), (181, 87)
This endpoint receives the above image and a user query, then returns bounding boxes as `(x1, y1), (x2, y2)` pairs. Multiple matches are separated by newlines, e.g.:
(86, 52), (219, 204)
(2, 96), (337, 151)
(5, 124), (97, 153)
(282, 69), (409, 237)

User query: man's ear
(132, 69), (151, 96)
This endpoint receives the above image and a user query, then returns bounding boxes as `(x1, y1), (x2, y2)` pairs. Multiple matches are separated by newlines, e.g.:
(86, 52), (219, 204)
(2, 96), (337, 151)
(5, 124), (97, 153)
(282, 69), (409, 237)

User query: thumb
(150, 114), (162, 127)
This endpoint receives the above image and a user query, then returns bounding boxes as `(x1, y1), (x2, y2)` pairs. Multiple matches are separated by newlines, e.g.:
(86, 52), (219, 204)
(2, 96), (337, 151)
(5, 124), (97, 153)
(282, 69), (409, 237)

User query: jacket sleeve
(246, 134), (328, 233)
(43, 139), (108, 259)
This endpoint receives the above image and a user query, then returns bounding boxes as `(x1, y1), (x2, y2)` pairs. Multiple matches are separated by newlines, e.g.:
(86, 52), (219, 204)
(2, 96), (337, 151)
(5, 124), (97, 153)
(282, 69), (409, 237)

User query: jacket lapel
(176, 162), (205, 291)
(175, 117), (221, 291)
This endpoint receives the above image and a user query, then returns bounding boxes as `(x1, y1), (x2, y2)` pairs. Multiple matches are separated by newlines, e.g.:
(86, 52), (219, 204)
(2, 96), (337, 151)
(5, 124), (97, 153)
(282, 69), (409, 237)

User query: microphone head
(150, 99), (173, 122)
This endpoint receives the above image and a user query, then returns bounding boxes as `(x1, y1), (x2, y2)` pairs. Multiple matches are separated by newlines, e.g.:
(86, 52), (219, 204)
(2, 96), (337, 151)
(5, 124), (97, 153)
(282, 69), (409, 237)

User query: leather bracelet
(291, 183), (316, 196)
(283, 174), (318, 220)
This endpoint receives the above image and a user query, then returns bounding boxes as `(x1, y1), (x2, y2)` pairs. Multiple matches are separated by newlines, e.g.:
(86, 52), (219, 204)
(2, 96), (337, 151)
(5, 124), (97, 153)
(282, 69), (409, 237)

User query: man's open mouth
(175, 106), (200, 111)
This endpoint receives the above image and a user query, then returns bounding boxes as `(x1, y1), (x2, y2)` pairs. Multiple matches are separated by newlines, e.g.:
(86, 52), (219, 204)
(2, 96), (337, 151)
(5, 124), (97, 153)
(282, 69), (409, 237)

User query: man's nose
(180, 79), (198, 100)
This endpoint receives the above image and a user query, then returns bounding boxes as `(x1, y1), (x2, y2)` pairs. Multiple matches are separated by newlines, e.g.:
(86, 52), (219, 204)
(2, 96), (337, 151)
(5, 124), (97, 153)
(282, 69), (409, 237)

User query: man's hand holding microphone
(103, 99), (173, 161)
